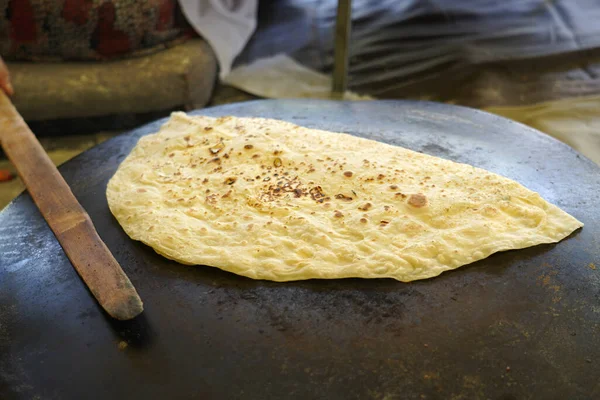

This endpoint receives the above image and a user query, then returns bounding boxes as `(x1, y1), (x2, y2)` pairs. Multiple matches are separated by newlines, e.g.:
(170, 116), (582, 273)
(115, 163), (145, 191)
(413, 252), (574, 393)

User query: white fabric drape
(177, 0), (259, 78)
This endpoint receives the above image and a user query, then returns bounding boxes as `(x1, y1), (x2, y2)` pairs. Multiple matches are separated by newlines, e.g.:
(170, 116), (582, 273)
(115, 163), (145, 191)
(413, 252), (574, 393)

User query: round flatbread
(106, 113), (583, 281)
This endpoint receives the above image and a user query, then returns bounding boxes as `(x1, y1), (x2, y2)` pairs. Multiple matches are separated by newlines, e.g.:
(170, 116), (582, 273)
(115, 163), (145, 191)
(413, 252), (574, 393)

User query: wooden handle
(0, 91), (143, 320)
(332, 0), (352, 97)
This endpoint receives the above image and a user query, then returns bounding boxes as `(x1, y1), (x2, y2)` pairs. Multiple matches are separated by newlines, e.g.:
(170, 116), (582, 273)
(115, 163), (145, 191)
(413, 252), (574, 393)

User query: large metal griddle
(1, 100), (599, 399)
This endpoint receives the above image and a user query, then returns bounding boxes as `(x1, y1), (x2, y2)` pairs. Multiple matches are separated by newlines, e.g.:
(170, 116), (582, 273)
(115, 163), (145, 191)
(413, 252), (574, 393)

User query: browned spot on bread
(309, 186), (326, 202)
(408, 193), (428, 208)
(360, 218), (368, 223)
(334, 211), (344, 218)
(209, 142), (225, 154)
(335, 193), (353, 201)
(343, 171), (353, 177)
(244, 144), (254, 149)
(358, 202), (372, 211)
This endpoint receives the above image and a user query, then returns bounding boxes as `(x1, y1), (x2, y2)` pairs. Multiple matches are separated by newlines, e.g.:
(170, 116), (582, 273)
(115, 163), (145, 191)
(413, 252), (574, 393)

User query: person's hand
(0, 56), (14, 96)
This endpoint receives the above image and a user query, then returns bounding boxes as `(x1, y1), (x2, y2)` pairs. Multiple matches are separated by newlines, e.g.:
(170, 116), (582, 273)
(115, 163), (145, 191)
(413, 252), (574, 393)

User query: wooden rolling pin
(0, 91), (143, 320)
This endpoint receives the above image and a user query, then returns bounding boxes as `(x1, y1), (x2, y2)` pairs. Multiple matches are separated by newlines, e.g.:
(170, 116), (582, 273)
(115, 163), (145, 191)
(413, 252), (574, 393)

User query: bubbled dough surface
(106, 112), (583, 282)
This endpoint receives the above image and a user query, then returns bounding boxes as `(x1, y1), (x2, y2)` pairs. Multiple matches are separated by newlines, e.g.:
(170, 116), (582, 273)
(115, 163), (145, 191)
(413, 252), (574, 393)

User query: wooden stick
(332, 0), (352, 97)
(0, 91), (143, 320)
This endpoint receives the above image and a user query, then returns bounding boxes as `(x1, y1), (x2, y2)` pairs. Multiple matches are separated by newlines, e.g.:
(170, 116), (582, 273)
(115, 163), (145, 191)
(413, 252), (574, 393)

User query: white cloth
(177, 0), (258, 79)
(178, 0), (367, 100)
(224, 54), (372, 100)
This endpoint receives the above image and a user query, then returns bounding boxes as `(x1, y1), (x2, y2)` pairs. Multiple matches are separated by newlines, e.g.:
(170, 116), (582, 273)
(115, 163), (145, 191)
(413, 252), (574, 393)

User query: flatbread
(106, 112), (583, 282)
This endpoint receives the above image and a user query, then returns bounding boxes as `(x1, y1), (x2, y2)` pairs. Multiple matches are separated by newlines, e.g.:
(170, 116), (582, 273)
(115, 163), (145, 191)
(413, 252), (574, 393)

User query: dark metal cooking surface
(1, 100), (599, 400)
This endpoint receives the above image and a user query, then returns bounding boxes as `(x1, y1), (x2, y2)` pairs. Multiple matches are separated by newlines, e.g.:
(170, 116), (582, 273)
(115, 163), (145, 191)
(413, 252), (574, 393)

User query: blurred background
(1, 0), (600, 207)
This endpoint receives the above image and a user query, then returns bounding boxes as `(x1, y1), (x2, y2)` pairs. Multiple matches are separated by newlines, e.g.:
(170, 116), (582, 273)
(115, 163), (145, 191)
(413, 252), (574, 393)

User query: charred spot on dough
(380, 220), (390, 227)
(335, 193), (353, 202)
(395, 192), (407, 199)
(244, 144), (254, 150)
(224, 177), (237, 185)
(358, 202), (372, 211)
(204, 126), (213, 131)
(360, 218), (368, 223)
(209, 140), (225, 154)
(408, 193), (428, 208)
(343, 171), (353, 177)
(273, 157), (283, 167)
(310, 186), (327, 202)
(334, 211), (344, 218)
(390, 185), (398, 190)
